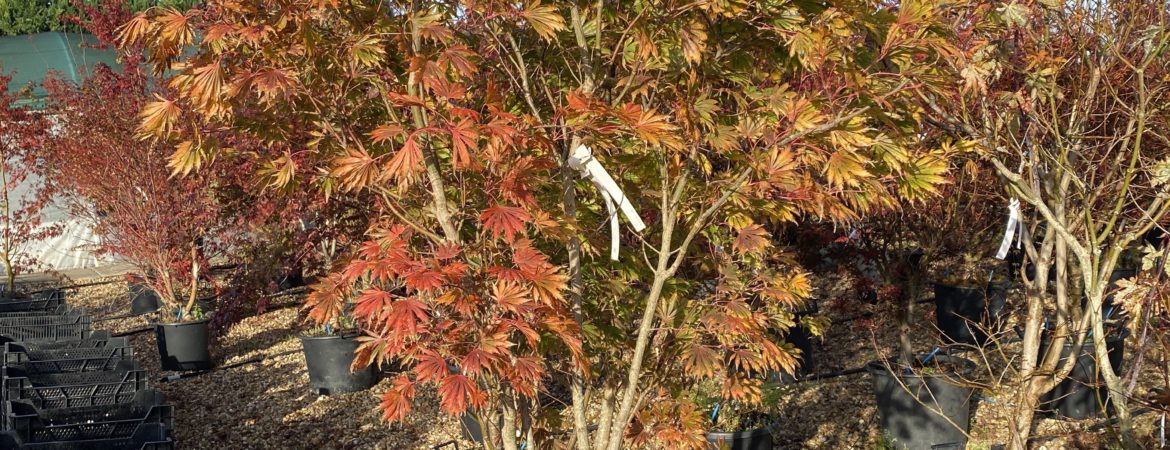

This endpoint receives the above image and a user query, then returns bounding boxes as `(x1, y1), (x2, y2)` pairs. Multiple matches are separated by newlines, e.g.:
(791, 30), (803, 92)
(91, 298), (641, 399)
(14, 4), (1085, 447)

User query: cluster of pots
(710, 268), (1132, 450)
(869, 271), (1131, 449)
(131, 275), (380, 394)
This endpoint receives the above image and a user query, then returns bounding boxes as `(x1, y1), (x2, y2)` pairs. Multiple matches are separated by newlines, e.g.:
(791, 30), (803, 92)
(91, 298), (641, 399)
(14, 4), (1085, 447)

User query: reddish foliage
(47, 1), (368, 326)
(0, 73), (62, 291)
(42, 62), (227, 312)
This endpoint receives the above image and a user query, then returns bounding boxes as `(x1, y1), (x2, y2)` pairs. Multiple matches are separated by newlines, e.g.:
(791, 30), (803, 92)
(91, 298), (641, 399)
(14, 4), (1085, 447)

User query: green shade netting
(0, 32), (119, 108)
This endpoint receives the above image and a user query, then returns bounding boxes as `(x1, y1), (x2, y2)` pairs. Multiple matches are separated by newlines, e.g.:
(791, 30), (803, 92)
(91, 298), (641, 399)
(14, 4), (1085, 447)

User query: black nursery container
(868, 355), (976, 450)
(155, 319), (211, 371)
(299, 334), (378, 395)
(770, 325), (816, 384)
(129, 282), (161, 316)
(934, 281), (1009, 345)
(1039, 334), (1125, 419)
(705, 426), (773, 450)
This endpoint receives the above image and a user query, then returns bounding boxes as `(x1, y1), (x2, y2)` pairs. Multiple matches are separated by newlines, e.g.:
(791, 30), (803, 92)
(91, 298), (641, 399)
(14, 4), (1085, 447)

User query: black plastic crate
(6, 389), (173, 444)
(0, 318), (93, 344)
(5, 334), (128, 353)
(0, 310), (88, 326)
(2, 360), (143, 388)
(4, 368), (148, 411)
(0, 290), (66, 314)
(0, 306), (76, 318)
(3, 354), (129, 375)
(4, 346), (134, 372)
(0, 422), (172, 449)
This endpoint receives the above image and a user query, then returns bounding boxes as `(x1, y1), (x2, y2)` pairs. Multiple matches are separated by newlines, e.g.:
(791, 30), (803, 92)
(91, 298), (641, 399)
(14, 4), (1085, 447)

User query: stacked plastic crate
(0, 290), (175, 449)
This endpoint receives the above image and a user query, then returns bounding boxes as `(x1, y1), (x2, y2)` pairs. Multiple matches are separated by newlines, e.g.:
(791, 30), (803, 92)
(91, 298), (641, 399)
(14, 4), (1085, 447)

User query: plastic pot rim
(298, 333), (362, 342)
(704, 424), (774, 440)
(933, 281), (1011, 291)
(866, 355), (977, 381)
(153, 318), (212, 328)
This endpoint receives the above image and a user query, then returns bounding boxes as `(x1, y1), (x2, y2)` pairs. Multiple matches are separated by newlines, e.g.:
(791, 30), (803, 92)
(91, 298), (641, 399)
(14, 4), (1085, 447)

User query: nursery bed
(54, 273), (1166, 449)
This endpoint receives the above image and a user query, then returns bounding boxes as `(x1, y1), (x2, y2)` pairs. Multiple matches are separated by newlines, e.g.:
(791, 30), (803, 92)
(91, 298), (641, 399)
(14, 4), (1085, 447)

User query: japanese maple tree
(122, 1), (960, 449)
(39, 1), (240, 320)
(0, 74), (62, 292)
(925, 1), (1170, 447)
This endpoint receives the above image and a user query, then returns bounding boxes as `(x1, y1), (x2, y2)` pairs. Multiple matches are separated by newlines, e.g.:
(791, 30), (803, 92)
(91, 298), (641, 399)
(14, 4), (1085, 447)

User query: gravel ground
(46, 272), (1169, 449)
(62, 276), (475, 450)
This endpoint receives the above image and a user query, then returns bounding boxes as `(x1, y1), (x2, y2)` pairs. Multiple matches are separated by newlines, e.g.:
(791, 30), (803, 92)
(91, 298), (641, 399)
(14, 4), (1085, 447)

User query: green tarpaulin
(0, 32), (119, 107)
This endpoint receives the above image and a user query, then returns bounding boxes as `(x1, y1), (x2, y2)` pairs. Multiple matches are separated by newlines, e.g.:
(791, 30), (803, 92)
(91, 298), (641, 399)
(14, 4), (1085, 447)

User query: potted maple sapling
(626, 243), (814, 450)
(40, 32), (233, 371)
(857, 154), (1008, 348)
(847, 151), (998, 450)
(689, 378), (786, 450)
(298, 274), (379, 395)
(933, 255), (1011, 346)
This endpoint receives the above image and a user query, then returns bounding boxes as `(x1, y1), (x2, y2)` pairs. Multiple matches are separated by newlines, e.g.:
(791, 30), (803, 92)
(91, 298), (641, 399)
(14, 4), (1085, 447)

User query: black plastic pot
(155, 319), (211, 371)
(128, 282), (161, 316)
(705, 426), (773, 450)
(1069, 268), (1138, 322)
(771, 325), (816, 383)
(934, 281), (1009, 345)
(273, 267), (306, 292)
(459, 405), (532, 443)
(1039, 334), (1125, 420)
(299, 334), (378, 395)
(868, 355), (976, 450)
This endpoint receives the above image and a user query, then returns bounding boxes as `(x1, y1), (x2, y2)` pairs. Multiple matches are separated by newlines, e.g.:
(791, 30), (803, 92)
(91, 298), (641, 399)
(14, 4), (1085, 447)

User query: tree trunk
(897, 273), (918, 365)
(1006, 381), (1042, 450)
(181, 244), (200, 321)
(501, 394), (519, 450)
(0, 161), (14, 293)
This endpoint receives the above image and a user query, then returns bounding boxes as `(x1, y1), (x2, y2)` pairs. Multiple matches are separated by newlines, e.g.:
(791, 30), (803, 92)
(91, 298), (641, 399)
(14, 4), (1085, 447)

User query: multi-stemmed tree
(926, 1), (1170, 447)
(38, 1), (245, 321)
(122, 1), (959, 449)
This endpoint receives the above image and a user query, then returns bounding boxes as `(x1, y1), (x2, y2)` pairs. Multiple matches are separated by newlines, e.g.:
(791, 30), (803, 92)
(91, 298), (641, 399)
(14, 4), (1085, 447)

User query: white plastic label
(569, 145), (646, 261)
(995, 198), (1021, 260)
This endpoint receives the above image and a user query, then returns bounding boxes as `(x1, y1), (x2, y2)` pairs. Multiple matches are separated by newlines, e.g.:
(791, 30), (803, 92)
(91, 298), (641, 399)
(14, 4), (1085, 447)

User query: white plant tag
(569, 145), (647, 261)
(995, 198), (1021, 259)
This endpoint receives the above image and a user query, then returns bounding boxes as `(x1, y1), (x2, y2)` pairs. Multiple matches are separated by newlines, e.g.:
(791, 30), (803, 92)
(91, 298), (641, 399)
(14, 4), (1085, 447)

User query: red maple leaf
(380, 376), (416, 423)
(368, 123), (405, 143)
(448, 119), (479, 169)
(388, 297), (430, 335)
(382, 135), (423, 182)
(460, 348), (497, 376)
(493, 281), (530, 313)
(354, 287), (394, 321)
(480, 206), (530, 242)
(404, 269), (445, 292)
(434, 242), (461, 260)
(439, 374), (482, 415)
(413, 350), (449, 382)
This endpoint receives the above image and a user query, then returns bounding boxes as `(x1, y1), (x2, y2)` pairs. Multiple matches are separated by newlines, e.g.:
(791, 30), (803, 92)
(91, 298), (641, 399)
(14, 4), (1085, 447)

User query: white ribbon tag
(1016, 213), (1024, 250)
(995, 198), (1021, 260)
(569, 145), (646, 261)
